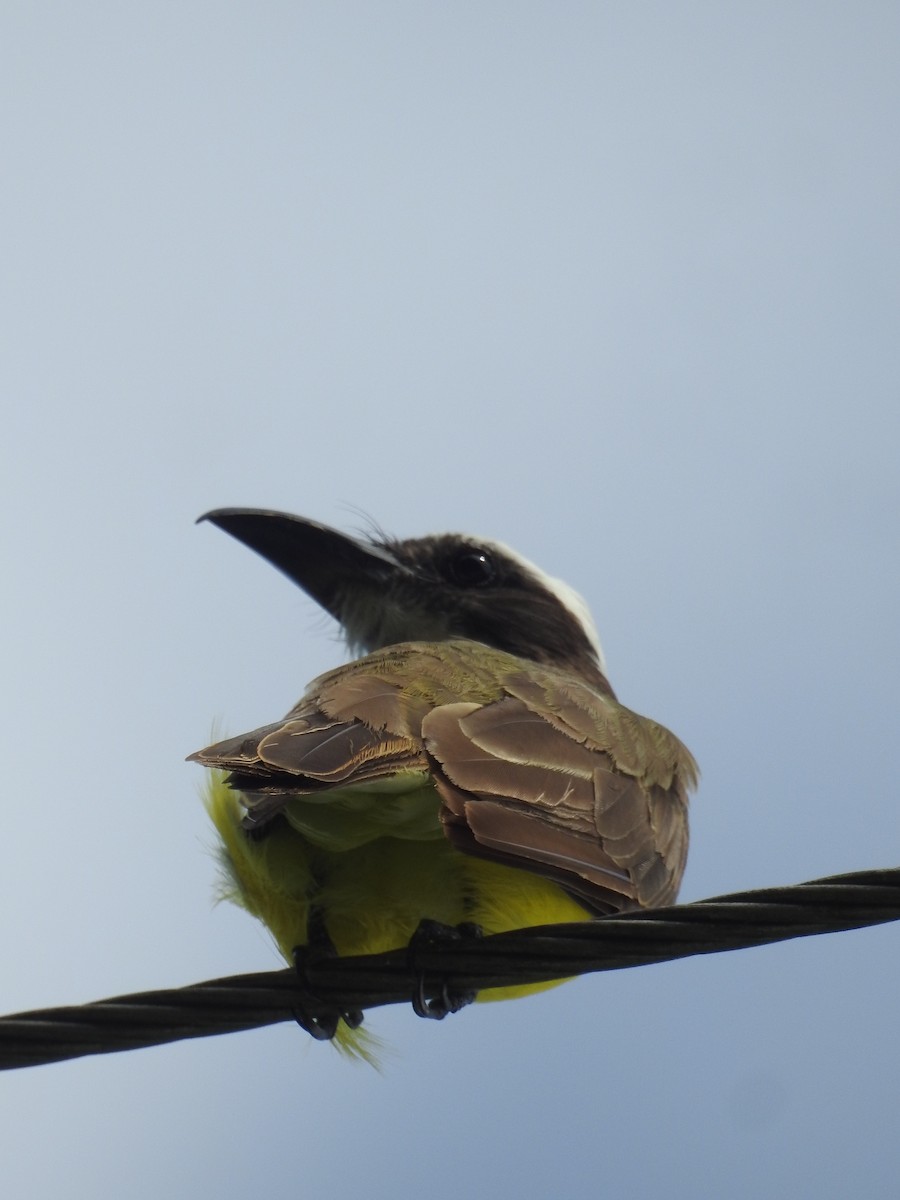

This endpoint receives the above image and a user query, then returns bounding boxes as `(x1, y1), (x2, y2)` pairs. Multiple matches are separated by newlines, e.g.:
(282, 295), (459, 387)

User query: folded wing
(422, 679), (694, 914)
(190, 643), (695, 912)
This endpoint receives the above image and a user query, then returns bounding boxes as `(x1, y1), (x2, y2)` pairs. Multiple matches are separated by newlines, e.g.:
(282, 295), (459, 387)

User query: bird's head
(198, 508), (609, 689)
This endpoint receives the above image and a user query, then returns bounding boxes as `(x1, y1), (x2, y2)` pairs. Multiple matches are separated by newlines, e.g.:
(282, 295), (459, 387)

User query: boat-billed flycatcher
(190, 508), (697, 1042)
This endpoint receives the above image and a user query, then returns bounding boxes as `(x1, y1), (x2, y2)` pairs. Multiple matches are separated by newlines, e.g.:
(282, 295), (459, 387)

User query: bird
(189, 508), (697, 1047)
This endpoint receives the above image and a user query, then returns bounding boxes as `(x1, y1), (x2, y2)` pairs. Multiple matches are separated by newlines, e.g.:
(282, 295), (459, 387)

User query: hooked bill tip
(196, 507), (266, 527)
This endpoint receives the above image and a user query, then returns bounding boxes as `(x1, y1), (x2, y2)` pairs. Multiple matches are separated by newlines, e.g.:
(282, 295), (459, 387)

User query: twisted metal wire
(2, 867), (897, 1070)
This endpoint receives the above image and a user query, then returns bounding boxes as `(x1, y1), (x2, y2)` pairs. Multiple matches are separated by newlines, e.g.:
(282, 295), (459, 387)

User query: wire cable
(2, 866), (897, 1070)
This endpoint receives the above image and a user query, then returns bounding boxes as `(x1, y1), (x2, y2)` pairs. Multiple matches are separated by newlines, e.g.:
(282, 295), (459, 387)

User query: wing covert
(189, 641), (695, 913)
(422, 683), (694, 914)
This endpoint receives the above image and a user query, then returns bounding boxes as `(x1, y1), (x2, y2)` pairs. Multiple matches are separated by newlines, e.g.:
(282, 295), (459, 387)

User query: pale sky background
(1, 4), (899, 1198)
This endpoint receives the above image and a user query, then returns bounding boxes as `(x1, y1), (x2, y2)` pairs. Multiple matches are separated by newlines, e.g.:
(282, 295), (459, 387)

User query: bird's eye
(445, 547), (497, 588)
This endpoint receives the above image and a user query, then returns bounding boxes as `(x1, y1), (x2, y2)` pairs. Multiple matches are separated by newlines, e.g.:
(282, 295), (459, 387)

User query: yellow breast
(205, 772), (590, 1004)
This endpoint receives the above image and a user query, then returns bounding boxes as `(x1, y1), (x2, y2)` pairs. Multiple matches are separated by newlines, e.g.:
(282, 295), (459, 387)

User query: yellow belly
(205, 773), (591, 1004)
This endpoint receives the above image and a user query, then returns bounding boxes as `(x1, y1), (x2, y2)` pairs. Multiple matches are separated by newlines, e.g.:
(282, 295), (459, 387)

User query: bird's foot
(290, 910), (364, 1040)
(290, 944), (364, 1040)
(408, 919), (483, 1021)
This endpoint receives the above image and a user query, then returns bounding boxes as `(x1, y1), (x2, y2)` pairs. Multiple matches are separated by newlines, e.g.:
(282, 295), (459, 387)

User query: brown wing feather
(423, 685), (694, 913)
(255, 714), (423, 784)
(190, 642), (695, 911)
(189, 682), (429, 835)
(193, 708), (424, 784)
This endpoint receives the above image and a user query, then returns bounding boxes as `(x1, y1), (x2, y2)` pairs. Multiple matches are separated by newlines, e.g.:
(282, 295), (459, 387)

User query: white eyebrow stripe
(472, 537), (607, 673)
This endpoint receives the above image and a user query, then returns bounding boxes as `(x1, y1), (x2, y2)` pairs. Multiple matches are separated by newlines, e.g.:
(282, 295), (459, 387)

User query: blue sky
(1, 4), (899, 1197)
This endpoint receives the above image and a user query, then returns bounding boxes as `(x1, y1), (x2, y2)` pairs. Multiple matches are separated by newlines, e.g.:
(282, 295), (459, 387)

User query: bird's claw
(291, 919), (364, 1041)
(408, 919), (483, 1021)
